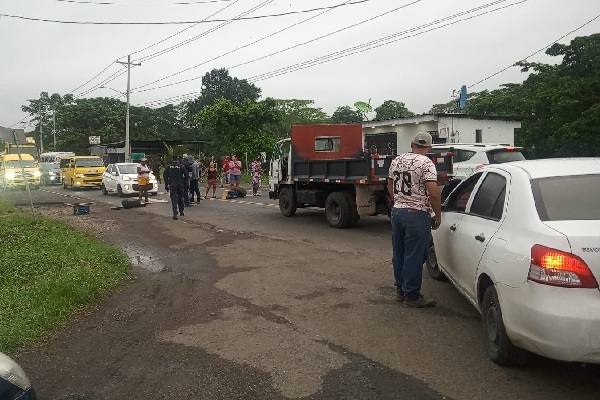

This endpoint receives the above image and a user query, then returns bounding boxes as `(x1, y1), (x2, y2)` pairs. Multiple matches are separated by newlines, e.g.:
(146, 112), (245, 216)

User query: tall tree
(374, 100), (415, 120)
(273, 99), (330, 136)
(21, 92), (74, 151)
(330, 106), (363, 124)
(186, 68), (262, 118)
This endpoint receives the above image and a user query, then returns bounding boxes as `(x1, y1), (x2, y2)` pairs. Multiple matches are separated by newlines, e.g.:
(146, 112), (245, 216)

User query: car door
(434, 172), (484, 281)
(450, 171), (509, 302)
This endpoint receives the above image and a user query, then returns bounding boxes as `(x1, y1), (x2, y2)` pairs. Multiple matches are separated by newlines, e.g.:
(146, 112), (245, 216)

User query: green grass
(0, 201), (130, 354)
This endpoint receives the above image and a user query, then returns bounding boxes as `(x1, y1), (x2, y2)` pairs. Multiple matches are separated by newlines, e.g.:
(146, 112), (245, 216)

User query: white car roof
(490, 158), (600, 179)
(432, 143), (520, 151)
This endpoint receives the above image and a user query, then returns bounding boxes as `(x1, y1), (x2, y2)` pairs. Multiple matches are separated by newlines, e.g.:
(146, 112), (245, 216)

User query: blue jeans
(391, 208), (431, 298)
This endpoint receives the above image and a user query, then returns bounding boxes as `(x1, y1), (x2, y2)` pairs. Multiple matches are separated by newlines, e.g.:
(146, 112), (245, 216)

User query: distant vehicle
(427, 158), (600, 365)
(59, 156), (105, 190)
(268, 124), (453, 228)
(0, 352), (36, 399)
(39, 152), (75, 186)
(101, 163), (158, 197)
(3, 140), (39, 160)
(0, 154), (41, 189)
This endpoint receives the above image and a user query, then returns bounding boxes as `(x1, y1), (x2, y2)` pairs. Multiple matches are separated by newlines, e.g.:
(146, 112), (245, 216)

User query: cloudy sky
(1, 0), (599, 129)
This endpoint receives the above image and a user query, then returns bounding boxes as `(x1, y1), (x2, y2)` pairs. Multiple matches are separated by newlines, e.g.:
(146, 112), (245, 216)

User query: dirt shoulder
(14, 202), (445, 400)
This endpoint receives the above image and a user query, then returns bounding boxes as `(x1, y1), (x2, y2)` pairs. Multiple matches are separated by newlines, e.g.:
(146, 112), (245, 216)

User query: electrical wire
(76, 67), (128, 98)
(248, 0), (525, 82)
(468, 12), (600, 88)
(133, 0), (363, 90)
(55, 0), (235, 5)
(138, 0), (276, 62)
(133, 0), (424, 93)
(67, 61), (117, 94)
(0, 1), (376, 25)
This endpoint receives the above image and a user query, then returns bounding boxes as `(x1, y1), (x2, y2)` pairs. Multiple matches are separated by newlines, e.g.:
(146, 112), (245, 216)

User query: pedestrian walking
(136, 157), (151, 204)
(229, 155), (242, 188)
(163, 156), (188, 220)
(189, 157), (202, 203)
(250, 157), (262, 196)
(180, 154), (193, 207)
(387, 132), (442, 308)
(151, 159), (162, 184)
(221, 156), (230, 187)
(204, 160), (218, 199)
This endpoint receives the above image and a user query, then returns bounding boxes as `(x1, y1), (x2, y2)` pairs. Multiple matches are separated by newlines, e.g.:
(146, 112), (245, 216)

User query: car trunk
(544, 221), (600, 285)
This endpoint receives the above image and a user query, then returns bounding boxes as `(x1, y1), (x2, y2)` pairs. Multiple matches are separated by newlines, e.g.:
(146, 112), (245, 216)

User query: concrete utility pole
(39, 112), (44, 154)
(53, 111), (57, 150)
(116, 55), (141, 162)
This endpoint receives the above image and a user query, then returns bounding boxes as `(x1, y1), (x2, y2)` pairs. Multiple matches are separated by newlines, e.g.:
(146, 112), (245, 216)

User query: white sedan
(427, 158), (600, 365)
(101, 163), (158, 197)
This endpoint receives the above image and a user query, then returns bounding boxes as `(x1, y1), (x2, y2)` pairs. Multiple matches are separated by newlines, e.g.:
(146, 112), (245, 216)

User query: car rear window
(486, 150), (525, 164)
(532, 175), (600, 221)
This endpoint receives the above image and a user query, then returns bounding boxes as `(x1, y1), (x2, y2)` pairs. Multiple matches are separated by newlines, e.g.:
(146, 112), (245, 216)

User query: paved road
(4, 185), (600, 399)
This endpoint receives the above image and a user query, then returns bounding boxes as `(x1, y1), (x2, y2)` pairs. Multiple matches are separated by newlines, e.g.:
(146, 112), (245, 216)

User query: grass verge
(0, 200), (130, 354)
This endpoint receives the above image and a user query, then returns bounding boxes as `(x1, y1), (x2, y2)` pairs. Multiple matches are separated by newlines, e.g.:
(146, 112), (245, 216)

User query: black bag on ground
(230, 186), (247, 198)
(121, 199), (146, 209)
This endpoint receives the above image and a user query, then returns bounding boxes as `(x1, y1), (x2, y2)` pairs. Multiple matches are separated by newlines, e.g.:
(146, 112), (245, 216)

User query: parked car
(426, 158), (600, 366)
(0, 351), (37, 399)
(101, 163), (158, 197)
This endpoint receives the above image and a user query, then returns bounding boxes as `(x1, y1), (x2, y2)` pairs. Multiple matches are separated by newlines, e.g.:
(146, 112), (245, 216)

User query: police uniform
(163, 161), (188, 219)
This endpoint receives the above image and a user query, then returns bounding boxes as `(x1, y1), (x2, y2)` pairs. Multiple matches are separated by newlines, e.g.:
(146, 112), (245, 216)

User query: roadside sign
(89, 136), (101, 145)
(129, 152), (145, 161)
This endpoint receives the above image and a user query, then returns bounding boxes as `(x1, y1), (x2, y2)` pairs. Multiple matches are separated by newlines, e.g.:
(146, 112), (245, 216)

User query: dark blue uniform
(163, 162), (188, 219)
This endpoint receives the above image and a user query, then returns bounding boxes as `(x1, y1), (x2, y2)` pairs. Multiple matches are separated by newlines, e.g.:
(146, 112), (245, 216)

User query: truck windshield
(5, 160), (37, 169)
(75, 159), (104, 167)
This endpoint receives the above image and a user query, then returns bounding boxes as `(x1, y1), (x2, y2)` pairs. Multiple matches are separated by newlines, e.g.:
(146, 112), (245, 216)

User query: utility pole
(39, 111), (44, 154)
(116, 55), (141, 162)
(53, 110), (57, 150)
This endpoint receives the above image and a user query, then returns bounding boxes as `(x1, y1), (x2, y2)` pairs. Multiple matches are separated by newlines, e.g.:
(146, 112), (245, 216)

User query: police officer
(163, 155), (188, 220)
(180, 153), (193, 207)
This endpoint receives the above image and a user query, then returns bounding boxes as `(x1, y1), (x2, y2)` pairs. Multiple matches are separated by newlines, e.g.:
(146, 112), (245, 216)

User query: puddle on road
(121, 245), (165, 272)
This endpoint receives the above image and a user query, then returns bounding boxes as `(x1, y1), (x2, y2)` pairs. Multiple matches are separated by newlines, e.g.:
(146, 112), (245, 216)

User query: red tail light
(475, 164), (485, 170)
(529, 245), (598, 288)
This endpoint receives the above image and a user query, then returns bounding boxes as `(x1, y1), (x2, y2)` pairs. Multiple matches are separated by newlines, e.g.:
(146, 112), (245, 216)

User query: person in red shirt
(221, 155), (230, 188)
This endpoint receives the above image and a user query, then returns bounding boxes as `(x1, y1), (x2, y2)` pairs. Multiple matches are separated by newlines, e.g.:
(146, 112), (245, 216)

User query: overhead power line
(138, 0), (276, 62)
(0, 0), (376, 25)
(133, 0), (424, 93)
(56, 0), (235, 5)
(469, 12), (600, 88)
(67, 61), (117, 94)
(247, 0), (526, 83)
(133, 0), (364, 90)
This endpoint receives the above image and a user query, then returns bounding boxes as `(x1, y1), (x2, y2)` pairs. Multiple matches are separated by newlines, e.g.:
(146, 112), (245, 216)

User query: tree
(374, 100), (415, 120)
(330, 106), (363, 124)
(196, 97), (282, 159)
(186, 68), (262, 118)
(21, 92), (74, 151)
(273, 99), (330, 137)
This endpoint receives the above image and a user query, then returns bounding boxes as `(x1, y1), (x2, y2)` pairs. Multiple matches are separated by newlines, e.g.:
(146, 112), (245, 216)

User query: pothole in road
(121, 245), (165, 272)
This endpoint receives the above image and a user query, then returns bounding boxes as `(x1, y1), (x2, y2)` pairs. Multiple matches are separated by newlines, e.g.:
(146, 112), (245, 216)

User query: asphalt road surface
(3, 184), (599, 400)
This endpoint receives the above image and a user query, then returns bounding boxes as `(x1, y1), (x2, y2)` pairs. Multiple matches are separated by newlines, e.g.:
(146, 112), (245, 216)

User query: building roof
(363, 113), (522, 127)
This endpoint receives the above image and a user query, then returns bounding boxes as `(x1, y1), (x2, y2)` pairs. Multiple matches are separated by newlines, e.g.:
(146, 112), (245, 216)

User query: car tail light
(475, 164), (485, 170)
(529, 245), (598, 288)
(506, 147), (515, 151)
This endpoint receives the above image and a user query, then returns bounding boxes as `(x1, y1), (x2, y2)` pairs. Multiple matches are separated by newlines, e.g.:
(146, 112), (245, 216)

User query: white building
(362, 114), (522, 155)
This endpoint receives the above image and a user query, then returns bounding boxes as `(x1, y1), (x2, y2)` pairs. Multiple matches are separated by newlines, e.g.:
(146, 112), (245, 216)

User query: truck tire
(342, 191), (360, 227)
(325, 192), (351, 229)
(230, 186), (247, 198)
(279, 187), (297, 217)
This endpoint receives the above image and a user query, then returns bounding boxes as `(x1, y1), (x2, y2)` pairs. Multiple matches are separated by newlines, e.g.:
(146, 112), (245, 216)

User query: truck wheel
(342, 191), (360, 227)
(279, 187), (297, 217)
(325, 192), (351, 229)
(425, 239), (447, 281)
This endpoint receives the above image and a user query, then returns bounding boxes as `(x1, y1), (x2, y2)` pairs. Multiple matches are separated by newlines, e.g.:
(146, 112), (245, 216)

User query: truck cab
(0, 154), (41, 189)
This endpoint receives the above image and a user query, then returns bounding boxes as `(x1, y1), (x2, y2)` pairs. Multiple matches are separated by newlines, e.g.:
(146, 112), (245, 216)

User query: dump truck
(268, 124), (453, 228)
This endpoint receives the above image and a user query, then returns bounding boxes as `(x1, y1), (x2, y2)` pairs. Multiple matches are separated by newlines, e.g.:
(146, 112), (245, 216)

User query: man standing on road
(180, 154), (193, 208)
(387, 132), (442, 308)
(163, 156), (188, 220)
(189, 157), (202, 204)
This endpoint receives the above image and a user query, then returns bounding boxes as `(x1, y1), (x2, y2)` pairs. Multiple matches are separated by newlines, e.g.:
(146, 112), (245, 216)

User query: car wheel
(101, 184), (108, 195)
(425, 238), (447, 281)
(117, 185), (125, 197)
(481, 286), (528, 366)
(325, 192), (351, 229)
(62, 179), (67, 189)
(279, 187), (297, 217)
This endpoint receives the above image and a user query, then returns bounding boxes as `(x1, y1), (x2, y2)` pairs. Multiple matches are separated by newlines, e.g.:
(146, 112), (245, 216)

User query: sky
(1, 0), (599, 130)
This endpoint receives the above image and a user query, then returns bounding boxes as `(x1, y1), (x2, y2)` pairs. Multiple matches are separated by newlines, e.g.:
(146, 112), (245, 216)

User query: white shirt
(388, 153), (437, 212)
